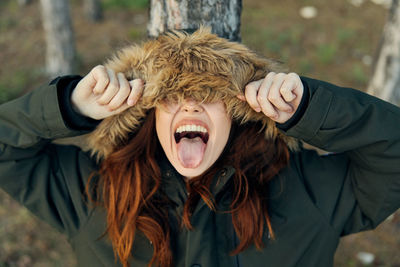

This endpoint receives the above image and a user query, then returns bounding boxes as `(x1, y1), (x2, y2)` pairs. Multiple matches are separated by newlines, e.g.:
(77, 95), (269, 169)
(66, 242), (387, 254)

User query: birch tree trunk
(40, 0), (76, 77)
(148, 0), (242, 41)
(84, 0), (103, 22)
(368, 0), (400, 106)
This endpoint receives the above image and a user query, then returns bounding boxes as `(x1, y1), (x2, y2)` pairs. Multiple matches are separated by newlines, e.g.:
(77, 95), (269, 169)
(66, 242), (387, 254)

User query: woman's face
(155, 100), (232, 178)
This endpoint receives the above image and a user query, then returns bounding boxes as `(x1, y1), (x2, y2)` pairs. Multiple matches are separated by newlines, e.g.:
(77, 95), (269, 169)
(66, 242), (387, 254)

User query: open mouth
(174, 125), (209, 144)
(174, 124), (209, 169)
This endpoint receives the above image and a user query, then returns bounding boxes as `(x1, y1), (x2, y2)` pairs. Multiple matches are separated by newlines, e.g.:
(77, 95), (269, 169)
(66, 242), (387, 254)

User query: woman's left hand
(238, 72), (304, 124)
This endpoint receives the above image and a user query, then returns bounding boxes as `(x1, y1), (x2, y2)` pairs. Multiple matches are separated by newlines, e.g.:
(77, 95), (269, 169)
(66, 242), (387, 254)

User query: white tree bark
(148, 0), (242, 41)
(40, 0), (76, 77)
(368, 0), (400, 105)
(84, 0), (103, 22)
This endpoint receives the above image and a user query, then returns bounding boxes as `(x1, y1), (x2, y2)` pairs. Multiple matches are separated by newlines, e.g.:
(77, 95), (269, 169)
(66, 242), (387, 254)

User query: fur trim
(87, 27), (298, 159)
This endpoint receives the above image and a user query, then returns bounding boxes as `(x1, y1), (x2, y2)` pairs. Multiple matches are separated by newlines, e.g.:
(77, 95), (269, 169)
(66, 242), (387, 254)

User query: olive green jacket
(0, 77), (399, 267)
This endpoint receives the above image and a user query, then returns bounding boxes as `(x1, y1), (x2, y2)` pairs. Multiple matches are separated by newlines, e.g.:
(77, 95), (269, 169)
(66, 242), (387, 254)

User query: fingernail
(128, 99), (134, 106)
(255, 108), (261, 112)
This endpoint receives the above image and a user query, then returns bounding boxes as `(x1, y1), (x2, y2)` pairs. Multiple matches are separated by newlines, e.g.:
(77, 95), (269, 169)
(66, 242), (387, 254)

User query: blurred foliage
(129, 27), (147, 40)
(102, 0), (149, 9)
(0, 70), (41, 104)
(0, 0), (399, 266)
(351, 63), (368, 84)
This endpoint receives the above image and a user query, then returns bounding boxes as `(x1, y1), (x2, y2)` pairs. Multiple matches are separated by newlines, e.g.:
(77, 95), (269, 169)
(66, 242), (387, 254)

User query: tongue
(177, 137), (206, 168)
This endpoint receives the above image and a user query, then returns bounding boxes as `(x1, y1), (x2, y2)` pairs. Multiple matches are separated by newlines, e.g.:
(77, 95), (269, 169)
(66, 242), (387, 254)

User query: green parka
(0, 76), (399, 267)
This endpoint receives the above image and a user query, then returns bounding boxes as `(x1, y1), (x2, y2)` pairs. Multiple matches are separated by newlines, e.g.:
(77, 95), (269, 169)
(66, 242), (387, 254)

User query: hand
(238, 72), (304, 124)
(71, 65), (144, 120)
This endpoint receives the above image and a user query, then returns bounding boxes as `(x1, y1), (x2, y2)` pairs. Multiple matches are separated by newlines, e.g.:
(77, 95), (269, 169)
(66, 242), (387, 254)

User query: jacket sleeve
(0, 79), (98, 237)
(284, 77), (400, 236)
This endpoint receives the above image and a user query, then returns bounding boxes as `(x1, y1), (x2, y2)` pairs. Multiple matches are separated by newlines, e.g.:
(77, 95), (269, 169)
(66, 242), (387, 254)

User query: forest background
(0, 0), (399, 266)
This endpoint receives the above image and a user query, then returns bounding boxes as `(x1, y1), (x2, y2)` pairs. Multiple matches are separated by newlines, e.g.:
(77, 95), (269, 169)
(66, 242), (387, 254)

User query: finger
(236, 94), (246, 101)
(97, 68), (119, 105)
(244, 80), (263, 112)
(288, 72), (304, 100)
(268, 73), (293, 112)
(109, 102), (130, 116)
(280, 77), (297, 103)
(256, 72), (278, 118)
(91, 65), (110, 95)
(128, 79), (144, 106)
(107, 73), (131, 111)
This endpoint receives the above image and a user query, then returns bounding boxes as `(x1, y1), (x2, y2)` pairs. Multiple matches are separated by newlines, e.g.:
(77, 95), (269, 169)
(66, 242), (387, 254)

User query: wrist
(56, 75), (101, 131)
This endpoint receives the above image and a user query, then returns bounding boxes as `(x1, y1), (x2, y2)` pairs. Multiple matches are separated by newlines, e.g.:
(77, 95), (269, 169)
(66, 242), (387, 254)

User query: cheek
(155, 109), (169, 144)
(222, 114), (232, 130)
(215, 108), (232, 134)
(211, 113), (232, 149)
(206, 103), (232, 142)
(220, 117), (232, 144)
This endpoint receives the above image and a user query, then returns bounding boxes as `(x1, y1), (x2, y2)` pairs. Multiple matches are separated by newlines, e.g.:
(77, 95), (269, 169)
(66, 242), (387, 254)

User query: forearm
(0, 78), (96, 160)
(0, 80), (98, 235)
(287, 77), (400, 157)
(285, 77), (400, 227)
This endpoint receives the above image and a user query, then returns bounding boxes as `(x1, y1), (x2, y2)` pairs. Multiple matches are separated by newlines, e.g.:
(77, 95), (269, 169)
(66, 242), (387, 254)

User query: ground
(0, 0), (399, 266)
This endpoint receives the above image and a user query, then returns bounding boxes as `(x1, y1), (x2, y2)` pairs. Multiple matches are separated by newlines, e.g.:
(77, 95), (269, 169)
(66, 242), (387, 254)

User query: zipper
(232, 224), (242, 267)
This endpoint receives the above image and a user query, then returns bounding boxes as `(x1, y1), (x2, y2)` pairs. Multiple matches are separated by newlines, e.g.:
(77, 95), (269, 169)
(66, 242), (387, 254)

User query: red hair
(87, 109), (289, 267)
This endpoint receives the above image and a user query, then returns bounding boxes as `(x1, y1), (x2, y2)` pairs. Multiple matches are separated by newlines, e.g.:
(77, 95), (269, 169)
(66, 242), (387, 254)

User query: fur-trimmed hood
(88, 27), (297, 158)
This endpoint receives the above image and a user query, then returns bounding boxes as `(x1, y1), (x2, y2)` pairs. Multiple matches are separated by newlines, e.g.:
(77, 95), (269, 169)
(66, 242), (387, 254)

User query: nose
(181, 100), (204, 113)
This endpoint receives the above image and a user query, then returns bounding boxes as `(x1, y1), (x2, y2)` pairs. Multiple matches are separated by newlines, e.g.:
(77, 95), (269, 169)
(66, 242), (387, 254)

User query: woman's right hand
(71, 65), (144, 120)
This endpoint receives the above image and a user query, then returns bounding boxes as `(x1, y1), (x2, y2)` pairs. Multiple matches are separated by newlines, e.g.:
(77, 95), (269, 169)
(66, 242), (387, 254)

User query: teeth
(176, 124), (207, 133)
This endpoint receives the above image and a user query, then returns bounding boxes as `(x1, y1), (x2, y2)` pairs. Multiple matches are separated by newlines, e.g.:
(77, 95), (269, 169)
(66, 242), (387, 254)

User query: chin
(172, 161), (210, 179)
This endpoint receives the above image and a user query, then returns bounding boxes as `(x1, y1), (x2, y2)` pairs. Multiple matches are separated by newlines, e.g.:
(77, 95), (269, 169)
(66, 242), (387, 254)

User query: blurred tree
(84, 0), (103, 22)
(40, 0), (76, 77)
(147, 0), (242, 41)
(368, 0), (400, 106)
(17, 0), (32, 6)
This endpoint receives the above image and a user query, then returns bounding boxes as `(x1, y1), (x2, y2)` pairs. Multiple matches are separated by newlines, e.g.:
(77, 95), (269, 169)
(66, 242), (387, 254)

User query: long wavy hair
(87, 108), (290, 267)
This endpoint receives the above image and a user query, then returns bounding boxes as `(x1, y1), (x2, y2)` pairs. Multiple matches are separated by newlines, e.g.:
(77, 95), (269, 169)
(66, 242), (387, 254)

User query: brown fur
(87, 27), (298, 158)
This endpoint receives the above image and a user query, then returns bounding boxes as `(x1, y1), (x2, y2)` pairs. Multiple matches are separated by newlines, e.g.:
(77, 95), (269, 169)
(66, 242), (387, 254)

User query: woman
(0, 28), (399, 267)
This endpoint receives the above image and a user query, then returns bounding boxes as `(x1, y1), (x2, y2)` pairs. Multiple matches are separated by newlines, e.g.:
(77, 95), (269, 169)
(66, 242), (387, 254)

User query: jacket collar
(159, 154), (235, 212)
